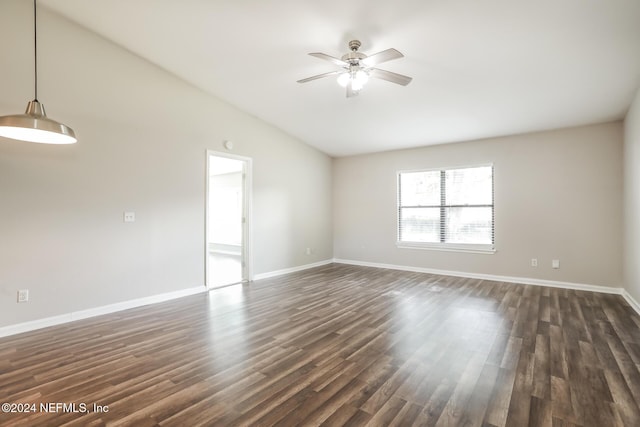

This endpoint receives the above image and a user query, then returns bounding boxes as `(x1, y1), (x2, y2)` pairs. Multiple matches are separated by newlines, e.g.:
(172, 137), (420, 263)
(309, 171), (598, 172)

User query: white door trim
(205, 150), (253, 288)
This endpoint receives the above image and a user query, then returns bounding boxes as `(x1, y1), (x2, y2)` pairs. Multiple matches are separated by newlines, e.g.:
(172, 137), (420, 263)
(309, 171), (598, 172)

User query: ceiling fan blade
(369, 68), (413, 86)
(309, 52), (349, 67)
(361, 48), (403, 67)
(346, 81), (359, 98)
(297, 70), (342, 84)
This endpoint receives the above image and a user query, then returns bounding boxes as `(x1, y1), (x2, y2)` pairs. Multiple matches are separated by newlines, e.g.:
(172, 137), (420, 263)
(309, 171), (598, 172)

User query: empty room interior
(2, 0), (640, 426)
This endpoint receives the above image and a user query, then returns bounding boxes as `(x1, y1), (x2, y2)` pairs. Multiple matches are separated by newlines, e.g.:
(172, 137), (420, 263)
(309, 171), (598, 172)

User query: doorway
(206, 151), (251, 288)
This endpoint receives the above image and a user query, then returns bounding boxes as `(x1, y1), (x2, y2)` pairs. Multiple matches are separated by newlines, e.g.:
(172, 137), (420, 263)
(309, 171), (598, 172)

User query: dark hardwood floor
(1, 263), (640, 426)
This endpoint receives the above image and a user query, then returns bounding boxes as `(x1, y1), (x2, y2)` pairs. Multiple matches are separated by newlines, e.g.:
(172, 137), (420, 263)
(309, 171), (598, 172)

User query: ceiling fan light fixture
(337, 72), (351, 88)
(352, 70), (369, 89)
(0, 0), (76, 145)
(336, 68), (369, 90)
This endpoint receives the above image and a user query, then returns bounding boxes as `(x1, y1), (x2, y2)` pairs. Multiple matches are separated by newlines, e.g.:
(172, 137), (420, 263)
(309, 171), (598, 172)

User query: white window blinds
(398, 165), (494, 251)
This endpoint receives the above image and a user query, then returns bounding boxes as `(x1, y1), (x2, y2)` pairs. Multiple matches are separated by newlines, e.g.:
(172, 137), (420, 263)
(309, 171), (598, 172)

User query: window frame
(396, 164), (495, 254)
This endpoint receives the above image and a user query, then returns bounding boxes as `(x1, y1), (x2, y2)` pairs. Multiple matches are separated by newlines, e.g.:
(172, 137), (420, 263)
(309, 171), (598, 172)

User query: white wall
(208, 171), (243, 246)
(624, 87), (640, 301)
(334, 122), (623, 287)
(0, 1), (332, 328)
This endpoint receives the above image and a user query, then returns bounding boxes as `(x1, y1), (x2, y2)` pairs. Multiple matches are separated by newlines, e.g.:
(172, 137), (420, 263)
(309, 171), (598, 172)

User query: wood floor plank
(1, 263), (640, 426)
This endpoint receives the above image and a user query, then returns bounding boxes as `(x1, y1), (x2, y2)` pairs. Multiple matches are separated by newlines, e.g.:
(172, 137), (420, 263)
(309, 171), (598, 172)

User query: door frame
(205, 150), (253, 288)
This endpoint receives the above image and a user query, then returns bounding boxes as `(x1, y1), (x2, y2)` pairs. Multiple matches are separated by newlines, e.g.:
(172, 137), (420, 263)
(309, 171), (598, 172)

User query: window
(397, 165), (494, 252)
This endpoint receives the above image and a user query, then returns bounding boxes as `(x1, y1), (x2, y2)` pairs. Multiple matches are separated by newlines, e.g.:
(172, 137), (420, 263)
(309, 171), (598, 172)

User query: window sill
(396, 242), (496, 254)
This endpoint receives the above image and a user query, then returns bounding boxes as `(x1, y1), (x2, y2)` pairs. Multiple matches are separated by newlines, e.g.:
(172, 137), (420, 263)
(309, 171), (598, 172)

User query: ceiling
(44, 0), (640, 157)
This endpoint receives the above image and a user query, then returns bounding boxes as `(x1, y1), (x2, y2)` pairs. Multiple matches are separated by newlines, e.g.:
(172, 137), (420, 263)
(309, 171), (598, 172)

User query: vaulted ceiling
(44, 0), (640, 156)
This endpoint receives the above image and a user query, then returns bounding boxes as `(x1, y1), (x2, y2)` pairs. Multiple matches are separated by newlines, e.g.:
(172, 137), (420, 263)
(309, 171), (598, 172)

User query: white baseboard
(622, 289), (640, 315)
(333, 257), (629, 296)
(1, 258), (332, 338)
(0, 286), (206, 339)
(256, 258), (640, 315)
(4, 260), (639, 339)
(253, 259), (333, 281)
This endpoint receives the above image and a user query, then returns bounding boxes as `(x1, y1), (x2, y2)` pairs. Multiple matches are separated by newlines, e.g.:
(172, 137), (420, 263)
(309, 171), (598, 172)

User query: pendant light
(0, 0), (76, 144)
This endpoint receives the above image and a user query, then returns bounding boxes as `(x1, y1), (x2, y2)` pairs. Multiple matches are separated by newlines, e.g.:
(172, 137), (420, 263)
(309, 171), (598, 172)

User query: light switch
(124, 211), (136, 223)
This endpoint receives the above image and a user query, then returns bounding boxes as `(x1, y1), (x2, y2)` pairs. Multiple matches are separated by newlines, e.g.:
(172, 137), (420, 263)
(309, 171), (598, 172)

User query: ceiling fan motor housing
(341, 51), (366, 64)
(342, 40), (367, 64)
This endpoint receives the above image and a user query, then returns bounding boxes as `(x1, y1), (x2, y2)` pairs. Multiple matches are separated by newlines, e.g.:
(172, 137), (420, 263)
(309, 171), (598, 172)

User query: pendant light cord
(33, 0), (38, 101)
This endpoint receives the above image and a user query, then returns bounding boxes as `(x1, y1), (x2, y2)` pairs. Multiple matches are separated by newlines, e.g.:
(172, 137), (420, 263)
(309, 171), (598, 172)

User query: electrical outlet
(531, 258), (538, 267)
(17, 289), (29, 303)
(552, 259), (560, 269)
(123, 211), (136, 223)
(305, 247), (312, 255)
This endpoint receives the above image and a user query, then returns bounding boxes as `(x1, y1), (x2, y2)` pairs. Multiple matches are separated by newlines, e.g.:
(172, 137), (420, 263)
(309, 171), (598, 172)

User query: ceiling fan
(297, 40), (412, 98)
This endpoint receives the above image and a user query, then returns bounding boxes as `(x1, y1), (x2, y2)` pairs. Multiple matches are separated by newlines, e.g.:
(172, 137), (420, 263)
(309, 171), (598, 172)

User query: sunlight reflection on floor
(209, 253), (242, 288)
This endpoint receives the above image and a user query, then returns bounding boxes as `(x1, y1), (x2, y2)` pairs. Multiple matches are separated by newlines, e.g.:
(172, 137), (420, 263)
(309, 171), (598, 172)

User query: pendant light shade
(0, 0), (76, 144)
(0, 100), (76, 144)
